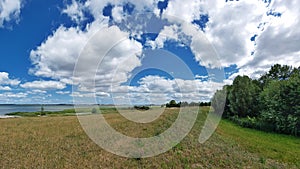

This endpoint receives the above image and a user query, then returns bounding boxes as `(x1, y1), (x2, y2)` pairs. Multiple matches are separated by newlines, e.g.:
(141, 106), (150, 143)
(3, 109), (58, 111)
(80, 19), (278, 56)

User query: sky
(0, 0), (299, 104)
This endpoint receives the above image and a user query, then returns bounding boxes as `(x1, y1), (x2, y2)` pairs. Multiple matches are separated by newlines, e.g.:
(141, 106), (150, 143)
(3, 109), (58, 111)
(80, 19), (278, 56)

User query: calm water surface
(0, 105), (75, 115)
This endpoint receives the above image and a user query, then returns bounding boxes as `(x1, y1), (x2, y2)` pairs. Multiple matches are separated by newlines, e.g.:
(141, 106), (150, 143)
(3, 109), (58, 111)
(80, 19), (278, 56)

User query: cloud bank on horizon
(0, 0), (299, 104)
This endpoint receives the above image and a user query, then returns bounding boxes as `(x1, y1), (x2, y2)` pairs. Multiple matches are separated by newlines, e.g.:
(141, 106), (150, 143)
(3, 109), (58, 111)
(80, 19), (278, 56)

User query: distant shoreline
(0, 104), (102, 106)
(0, 115), (20, 119)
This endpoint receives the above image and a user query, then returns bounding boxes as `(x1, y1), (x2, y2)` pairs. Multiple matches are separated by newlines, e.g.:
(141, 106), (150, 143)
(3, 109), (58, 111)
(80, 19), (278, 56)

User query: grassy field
(0, 107), (299, 168)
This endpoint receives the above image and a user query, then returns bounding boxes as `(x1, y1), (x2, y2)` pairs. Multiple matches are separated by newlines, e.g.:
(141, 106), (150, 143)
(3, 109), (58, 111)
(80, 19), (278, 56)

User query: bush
(91, 108), (100, 114)
(134, 106), (150, 110)
(220, 64), (300, 136)
(166, 100), (180, 108)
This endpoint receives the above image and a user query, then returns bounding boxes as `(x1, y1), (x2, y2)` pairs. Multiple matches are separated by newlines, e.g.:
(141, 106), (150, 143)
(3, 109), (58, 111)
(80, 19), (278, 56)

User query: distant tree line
(134, 105), (150, 110)
(165, 100), (211, 108)
(212, 64), (300, 136)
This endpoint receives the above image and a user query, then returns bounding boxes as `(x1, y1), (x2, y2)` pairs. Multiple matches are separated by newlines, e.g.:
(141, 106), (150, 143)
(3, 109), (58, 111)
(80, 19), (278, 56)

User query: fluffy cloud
(62, 0), (86, 24)
(72, 74), (225, 104)
(195, 75), (209, 80)
(110, 75), (225, 104)
(156, 0), (266, 69)
(20, 81), (66, 90)
(30, 19), (143, 93)
(202, 0), (267, 68)
(0, 92), (27, 98)
(0, 72), (20, 86)
(196, 0), (300, 79)
(29, 25), (93, 79)
(85, 0), (159, 20)
(163, 0), (203, 23)
(155, 0), (300, 79)
(56, 91), (70, 95)
(0, 0), (22, 27)
(74, 25), (143, 92)
(62, 0), (160, 24)
(243, 0), (300, 78)
(112, 6), (124, 23)
(27, 0), (300, 104)
(0, 86), (11, 91)
(151, 24), (180, 49)
(27, 89), (47, 94)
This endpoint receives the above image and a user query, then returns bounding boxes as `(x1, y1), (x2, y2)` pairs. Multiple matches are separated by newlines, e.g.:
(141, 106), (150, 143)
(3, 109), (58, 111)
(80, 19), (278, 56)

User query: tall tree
(228, 76), (261, 117)
(260, 72), (300, 135)
(259, 64), (294, 87)
(166, 100), (180, 108)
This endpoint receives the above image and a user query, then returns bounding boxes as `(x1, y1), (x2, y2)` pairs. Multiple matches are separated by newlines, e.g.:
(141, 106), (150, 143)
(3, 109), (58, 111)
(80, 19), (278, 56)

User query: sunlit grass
(0, 107), (298, 168)
(217, 120), (300, 166)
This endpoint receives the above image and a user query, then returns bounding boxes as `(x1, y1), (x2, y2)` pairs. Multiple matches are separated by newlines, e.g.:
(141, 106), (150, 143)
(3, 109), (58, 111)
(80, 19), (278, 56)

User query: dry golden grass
(0, 107), (298, 168)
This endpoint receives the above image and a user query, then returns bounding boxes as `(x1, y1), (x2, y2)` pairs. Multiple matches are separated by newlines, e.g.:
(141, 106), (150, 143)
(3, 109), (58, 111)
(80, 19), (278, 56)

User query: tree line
(165, 100), (211, 108)
(212, 64), (300, 136)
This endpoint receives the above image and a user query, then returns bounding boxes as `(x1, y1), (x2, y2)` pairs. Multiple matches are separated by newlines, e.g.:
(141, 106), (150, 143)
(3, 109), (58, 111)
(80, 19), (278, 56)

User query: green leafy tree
(228, 76), (261, 117)
(92, 108), (100, 114)
(166, 100), (180, 108)
(260, 72), (300, 135)
(259, 64), (294, 87)
(134, 105), (150, 110)
(215, 64), (300, 136)
(170, 100), (176, 105)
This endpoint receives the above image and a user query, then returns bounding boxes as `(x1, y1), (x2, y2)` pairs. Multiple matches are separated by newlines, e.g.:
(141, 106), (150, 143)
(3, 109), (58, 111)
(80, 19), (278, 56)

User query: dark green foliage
(134, 105), (150, 110)
(223, 85), (233, 117)
(165, 100), (210, 107)
(220, 64), (300, 136)
(228, 75), (261, 117)
(91, 108), (100, 114)
(260, 71), (300, 136)
(199, 102), (210, 106)
(259, 64), (299, 89)
(228, 116), (276, 132)
(170, 100), (177, 105)
(259, 64), (294, 87)
(166, 100), (180, 108)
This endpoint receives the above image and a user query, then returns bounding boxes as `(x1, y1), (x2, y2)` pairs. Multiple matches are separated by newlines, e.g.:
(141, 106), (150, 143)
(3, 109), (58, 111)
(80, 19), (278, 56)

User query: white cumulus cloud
(20, 81), (66, 90)
(0, 92), (27, 98)
(0, 72), (20, 86)
(62, 0), (86, 24)
(26, 0), (300, 104)
(0, 86), (11, 91)
(0, 0), (23, 27)
(110, 75), (225, 104)
(30, 19), (143, 94)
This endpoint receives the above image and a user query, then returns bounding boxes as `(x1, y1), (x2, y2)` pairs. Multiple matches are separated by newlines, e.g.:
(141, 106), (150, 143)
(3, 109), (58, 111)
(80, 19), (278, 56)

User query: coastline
(0, 115), (20, 119)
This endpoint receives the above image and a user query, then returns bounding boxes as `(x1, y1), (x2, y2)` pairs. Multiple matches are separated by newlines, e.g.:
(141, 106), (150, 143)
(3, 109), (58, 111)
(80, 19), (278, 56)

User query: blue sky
(0, 0), (299, 104)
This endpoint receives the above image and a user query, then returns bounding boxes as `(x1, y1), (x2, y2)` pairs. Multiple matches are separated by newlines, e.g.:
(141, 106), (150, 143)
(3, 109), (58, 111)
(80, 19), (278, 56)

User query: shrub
(91, 108), (100, 114)
(134, 105), (150, 110)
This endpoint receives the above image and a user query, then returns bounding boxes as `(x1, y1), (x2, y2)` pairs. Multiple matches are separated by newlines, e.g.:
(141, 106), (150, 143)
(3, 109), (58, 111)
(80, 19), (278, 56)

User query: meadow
(0, 107), (299, 168)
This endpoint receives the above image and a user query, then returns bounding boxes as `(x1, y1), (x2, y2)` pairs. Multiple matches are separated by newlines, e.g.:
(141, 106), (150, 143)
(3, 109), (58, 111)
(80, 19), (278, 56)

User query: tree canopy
(212, 64), (300, 136)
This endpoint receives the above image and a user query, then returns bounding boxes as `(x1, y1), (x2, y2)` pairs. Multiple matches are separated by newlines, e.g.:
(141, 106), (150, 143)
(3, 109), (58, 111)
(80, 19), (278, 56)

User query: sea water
(0, 105), (75, 115)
